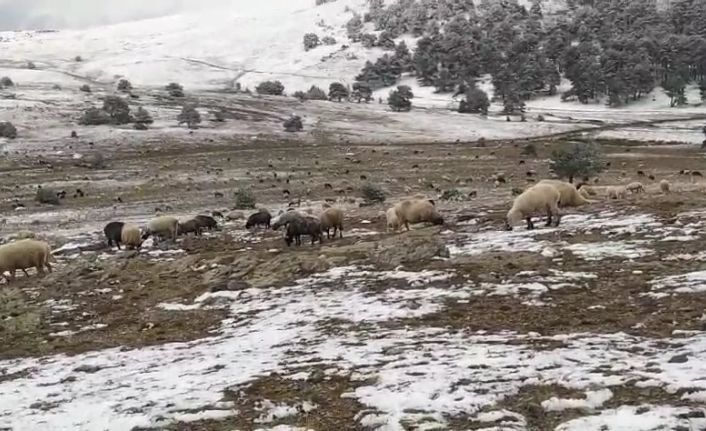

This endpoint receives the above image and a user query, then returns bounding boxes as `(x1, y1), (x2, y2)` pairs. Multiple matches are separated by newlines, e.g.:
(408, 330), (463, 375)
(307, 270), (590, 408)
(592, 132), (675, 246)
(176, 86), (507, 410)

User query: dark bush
(117, 79), (132, 92)
(283, 115), (303, 132)
(0, 122), (17, 139)
(79, 84), (91, 93)
(102, 96), (132, 124)
(78, 107), (111, 126)
(256, 80), (285, 96)
(177, 105), (201, 129)
(361, 183), (385, 203)
(166, 82), (185, 97)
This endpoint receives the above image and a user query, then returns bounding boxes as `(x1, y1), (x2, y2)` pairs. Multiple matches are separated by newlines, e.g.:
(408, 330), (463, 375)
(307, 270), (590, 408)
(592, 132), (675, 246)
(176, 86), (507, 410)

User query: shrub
(459, 87), (490, 115)
(26, 62), (36, 70)
(0, 77), (14, 87)
(550, 141), (604, 183)
(75, 55), (83, 62)
(328, 82), (349, 101)
(133, 106), (153, 126)
(212, 110), (226, 122)
(361, 183), (385, 203)
(440, 189), (464, 202)
(234, 188), (256, 209)
(134, 123), (148, 131)
(537, 114), (545, 122)
(79, 107), (111, 125)
(303, 33), (320, 51)
(0, 122), (17, 139)
(388, 85), (413, 112)
(35, 187), (59, 205)
(177, 105), (201, 129)
(360, 33), (377, 48)
(117, 79), (132, 92)
(322, 36), (337, 45)
(256, 80), (285, 96)
(306, 85), (328, 100)
(293, 90), (307, 101)
(283, 115), (303, 132)
(166, 82), (184, 97)
(79, 84), (91, 93)
(102, 96), (132, 124)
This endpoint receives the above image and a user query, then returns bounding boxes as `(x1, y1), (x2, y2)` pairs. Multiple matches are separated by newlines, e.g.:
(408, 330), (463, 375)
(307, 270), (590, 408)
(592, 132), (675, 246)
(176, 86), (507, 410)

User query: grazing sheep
(579, 187), (591, 200)
(104, 221), (125, 249)
(626, 181), (645, 194)
(393, 199), (444, 231)
(144, 216), (179, 241)
(505, 183), (561, 231)
(272, 211), (305, 231)
(320, 208), (344, 239)
(178, 219), (202, 236)
(660, 179), (671, 194)
(245, 210), (272, 229)
(194, 215), (218, 231)
(607, 186), (628, 200)
(0, 239), (53, 282)
(538, 179), (591, 207)
(121, 224), (143, 249)
(637, 170), (645, 177)
(386, 207), (401, 232)
(285, 216), (323, 246)
(511, 187), (524, 196)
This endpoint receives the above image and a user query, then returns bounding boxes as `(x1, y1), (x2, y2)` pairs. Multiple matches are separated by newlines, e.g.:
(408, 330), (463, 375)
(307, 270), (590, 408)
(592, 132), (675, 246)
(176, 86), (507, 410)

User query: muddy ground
(2, 128), (706, 430)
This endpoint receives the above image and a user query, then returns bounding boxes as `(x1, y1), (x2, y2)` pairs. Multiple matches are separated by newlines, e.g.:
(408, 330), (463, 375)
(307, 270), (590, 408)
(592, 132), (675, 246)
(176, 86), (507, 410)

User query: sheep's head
(284, 235), (294, 246)
(141, 230), (152, 240)
(505, 209), (522, 230)
(431, 213), (444, 226)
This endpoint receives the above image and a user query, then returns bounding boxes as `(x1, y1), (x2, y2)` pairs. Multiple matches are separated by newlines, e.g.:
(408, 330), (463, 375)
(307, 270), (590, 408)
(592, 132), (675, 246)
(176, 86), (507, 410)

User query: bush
(79, 107), (111, 125)
(177, 105), (201, 129)
(75, 55), (83, 62)
(459, 87), (490, 115)
(256, 80), (285, 96)
(306, 85), (328, 100)
(283, 115), (303, 132)
(133, 106), (153, 126)
(166, 82), (185, 97)
(102, 96), (132, 124)
(212, 110), (226, 122)
(79, 84), (91, 93)
(36, 187), (59, 205)
(117, 79), (132, 92)
(361, 183), (386, 203)
(328, 82), (349, 101)
(26, 62), (36, 70)
(293, 91), (307, 101)
(388, 85), (413, 112)
(550, 141), (604, 183)
(234, 188), (256, 209)
(440, 189), (464, 202)
(322, 36), (337, 45)
(303, 33), (320, 51)
(360, 33), (377, 48)
(0, 77), (14, 87)
(134, 123), (148, 131)
(0, 122), (17, 139)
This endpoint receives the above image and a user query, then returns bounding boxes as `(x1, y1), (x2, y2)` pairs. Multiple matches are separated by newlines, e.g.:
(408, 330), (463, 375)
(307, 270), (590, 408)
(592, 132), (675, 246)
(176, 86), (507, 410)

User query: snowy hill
(0, 0), (381, 92)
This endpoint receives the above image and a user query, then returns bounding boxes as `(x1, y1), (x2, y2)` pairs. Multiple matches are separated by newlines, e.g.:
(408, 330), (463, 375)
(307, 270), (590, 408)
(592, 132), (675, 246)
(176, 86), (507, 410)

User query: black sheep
(245, 210), (271, 229)
(194, 214), (218, 231)
(178, 219), (202, 236)
(104, 221), (125, 249)
(285, 216), (323, 246)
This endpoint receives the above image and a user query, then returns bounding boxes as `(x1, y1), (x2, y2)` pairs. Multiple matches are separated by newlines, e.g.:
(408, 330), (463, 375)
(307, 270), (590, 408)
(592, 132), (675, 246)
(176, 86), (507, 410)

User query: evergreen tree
(303, 33), (320, 51)
(256, 80), (285, 96)
(306, 85), (328, 100)
(177, 105), (201, 129)
(550, 142), (604, 183)
(459, 86), (490, 115)
(351, 82), (373, 103)
(328, 82), (350, 101)
(663, 74), (688, 106)
(388, 85), (413, 112)
(133, 107), (153, 126)
(102, 96), (132, 124)
(117, 79), (132, 92)
(166, 82), (184, 97)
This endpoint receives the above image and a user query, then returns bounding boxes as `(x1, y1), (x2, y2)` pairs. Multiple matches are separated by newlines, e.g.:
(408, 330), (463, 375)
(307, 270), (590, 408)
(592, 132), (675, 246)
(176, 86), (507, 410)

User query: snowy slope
(0, 0), (380, 92)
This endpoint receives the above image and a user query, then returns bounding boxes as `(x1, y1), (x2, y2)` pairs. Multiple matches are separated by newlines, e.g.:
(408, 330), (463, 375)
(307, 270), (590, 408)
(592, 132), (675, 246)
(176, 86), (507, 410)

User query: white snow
(555, 405), (706, 431)
(648, 271), (706, 295)
(541, 389), (613, 412)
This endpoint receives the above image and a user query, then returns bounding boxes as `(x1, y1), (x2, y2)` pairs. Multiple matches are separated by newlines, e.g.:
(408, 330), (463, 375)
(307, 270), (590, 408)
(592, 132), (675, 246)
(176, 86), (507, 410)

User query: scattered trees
(328, 82), (349, 101)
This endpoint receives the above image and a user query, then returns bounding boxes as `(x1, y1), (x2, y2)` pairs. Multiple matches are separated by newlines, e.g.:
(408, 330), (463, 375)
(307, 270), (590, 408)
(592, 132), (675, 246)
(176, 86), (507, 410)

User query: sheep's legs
(525, 217), (534, 230)
(22, 268), (30, 277)
(338, 226), (343, 239)
(545, 214), (553, 227)
(554, 213), (562, 227)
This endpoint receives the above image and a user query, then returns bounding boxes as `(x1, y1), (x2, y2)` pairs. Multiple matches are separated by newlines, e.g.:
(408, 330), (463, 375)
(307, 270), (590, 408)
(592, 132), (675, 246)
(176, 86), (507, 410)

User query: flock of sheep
(0, 175), (670, 283)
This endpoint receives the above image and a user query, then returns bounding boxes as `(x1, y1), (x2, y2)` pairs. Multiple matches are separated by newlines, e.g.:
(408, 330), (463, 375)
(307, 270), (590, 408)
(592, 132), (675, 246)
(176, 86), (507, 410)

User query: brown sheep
(393, 199), (444, 231)
(506, 183), (561, 230)
(0, 239), (53, 282)
(320, 207), (344, 239)
(144, 216), (179, 241)
(660, 179), (670, 194)
(538, 179), (591, 207)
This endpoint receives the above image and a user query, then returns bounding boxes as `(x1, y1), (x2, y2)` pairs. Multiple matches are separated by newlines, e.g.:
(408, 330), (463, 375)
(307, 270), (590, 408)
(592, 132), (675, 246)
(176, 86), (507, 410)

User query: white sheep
(393, 199), (444, 231)
(120, 224), (143, 249)
(538, 179), (591, 207)
(626, 181), (645, 194)
(660, 179), (670, 194)
(145, 216), (179, 241)
(505, 183), (561, 230)
(320, 207), (344, 239)
(386, 207), (401, 232)
(0, 239), (53, 282)
(607, 186), (628, 200)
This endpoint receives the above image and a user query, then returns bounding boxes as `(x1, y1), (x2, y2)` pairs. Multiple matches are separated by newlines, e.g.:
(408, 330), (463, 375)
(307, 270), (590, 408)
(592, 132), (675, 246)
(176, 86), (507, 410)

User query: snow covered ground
(3, 209), (706, 430)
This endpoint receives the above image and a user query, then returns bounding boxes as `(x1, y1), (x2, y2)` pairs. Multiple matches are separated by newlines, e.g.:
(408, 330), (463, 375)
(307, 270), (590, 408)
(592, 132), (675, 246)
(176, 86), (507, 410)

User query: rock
(73, 364), (103, 373)
(668, 353), (689, 363)
(371, 229), (450, 268)
(210, 280), (250, 293)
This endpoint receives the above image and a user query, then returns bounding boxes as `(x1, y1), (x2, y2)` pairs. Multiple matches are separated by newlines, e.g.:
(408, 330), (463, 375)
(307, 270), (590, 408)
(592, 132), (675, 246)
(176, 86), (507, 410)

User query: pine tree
(306, 85), (328, 100)
(102, 96), (132, 124)
(133, 107), (153, 126)
(550, 142), (604, 184)
(388, 85), (413, 112)
(328, 82), (350, 101)
(177, 105), (201, 129)
(459, 87), (490, 115)
(303, 33), (320, 51)
(351, 82), (373, 103)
